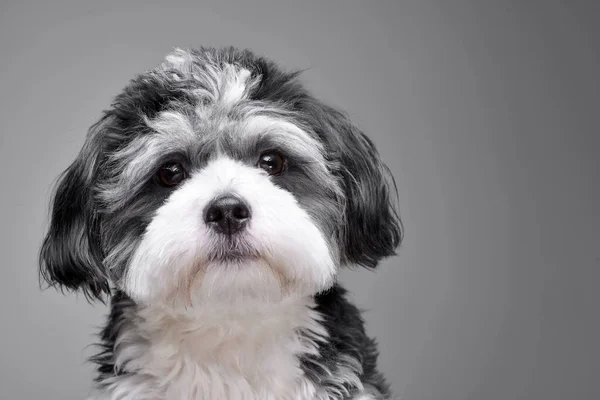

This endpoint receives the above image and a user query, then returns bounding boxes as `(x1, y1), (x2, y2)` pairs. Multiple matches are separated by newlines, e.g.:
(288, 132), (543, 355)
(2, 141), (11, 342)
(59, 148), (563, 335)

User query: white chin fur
(123, 157), (336, 306)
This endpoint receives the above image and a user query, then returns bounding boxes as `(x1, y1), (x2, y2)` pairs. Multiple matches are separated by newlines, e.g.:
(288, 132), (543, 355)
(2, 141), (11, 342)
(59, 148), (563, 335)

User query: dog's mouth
(209, 249), (260, 263)
(207, 237), (261, 263)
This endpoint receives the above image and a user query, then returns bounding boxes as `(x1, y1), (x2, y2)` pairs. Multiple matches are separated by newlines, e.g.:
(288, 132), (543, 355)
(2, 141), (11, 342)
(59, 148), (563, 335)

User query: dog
(39, 47), (402, 400)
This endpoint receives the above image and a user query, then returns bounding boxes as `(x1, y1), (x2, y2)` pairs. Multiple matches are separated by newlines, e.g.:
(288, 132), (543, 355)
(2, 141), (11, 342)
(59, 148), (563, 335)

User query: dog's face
(40, 47), (402, 307)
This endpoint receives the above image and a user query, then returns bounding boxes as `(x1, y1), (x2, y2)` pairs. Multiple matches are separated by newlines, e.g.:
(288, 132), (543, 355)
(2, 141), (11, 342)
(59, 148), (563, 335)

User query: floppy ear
(307, 102), (403, 268)
(39, 117), (111, 301)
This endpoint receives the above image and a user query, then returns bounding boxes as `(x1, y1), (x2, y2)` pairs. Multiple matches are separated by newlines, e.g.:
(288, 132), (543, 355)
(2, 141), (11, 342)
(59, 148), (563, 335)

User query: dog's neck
(101, 294), (329, 400)
(134, 295), (327, 360)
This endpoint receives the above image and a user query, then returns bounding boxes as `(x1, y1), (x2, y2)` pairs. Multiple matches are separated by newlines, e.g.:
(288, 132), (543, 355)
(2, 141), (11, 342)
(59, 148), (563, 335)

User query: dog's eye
(258, 152), (286, 175)
(156, 162), (187, 187)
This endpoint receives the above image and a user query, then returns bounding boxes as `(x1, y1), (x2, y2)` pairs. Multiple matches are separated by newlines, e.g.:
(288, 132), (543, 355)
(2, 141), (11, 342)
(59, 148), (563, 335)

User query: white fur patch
(94, 297), (329, 400)
(124, 157), (336, 306)
(219, 65), (253, 106)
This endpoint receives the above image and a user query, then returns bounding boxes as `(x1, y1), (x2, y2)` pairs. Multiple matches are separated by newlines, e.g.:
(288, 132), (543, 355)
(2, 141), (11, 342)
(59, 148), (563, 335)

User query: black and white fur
(40, 47), (402, 400)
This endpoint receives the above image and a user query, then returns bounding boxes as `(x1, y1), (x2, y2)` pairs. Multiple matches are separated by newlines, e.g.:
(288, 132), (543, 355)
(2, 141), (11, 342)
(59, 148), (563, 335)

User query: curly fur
(40, 47), (402, 399)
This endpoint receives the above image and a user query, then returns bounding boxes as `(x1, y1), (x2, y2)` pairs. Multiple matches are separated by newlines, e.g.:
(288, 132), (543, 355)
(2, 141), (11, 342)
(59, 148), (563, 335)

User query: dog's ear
(39, 116), (111, 301)
(305, 101), (403, 268)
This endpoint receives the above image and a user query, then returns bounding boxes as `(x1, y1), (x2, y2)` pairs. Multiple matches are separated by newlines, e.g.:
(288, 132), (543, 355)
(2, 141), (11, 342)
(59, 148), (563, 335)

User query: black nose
(203, 195), (251, 235)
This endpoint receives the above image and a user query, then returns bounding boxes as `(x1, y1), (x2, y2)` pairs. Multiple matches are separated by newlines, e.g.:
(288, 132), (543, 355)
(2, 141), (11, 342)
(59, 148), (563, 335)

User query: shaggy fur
(40, 47), (402, 400)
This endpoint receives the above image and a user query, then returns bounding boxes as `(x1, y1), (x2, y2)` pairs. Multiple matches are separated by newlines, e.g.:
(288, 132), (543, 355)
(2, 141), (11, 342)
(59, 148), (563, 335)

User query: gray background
(1, 1), (598, 399)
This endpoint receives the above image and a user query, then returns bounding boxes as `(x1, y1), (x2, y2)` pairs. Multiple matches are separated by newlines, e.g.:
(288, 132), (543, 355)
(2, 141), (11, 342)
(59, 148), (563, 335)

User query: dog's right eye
(156, 162), (187, 187)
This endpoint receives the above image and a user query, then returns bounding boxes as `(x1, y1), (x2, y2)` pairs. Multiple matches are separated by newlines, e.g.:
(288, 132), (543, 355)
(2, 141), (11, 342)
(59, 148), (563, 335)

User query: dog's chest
(101, 300), (329, 400)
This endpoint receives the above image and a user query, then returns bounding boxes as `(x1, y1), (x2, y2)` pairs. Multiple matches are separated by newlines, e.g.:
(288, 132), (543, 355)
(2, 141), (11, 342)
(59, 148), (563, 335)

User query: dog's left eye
(258, 152), (286, 175)
(156, 162), (187, 187)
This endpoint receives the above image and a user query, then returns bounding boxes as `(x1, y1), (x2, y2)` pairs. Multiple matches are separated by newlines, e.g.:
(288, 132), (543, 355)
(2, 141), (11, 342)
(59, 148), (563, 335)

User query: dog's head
(40, 47), (402, 307)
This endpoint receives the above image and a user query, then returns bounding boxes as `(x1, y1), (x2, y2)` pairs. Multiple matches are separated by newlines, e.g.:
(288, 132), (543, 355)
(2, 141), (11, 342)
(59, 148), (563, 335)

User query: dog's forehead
(115, 49), (324, 161)
(142, 109), (322, 158)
